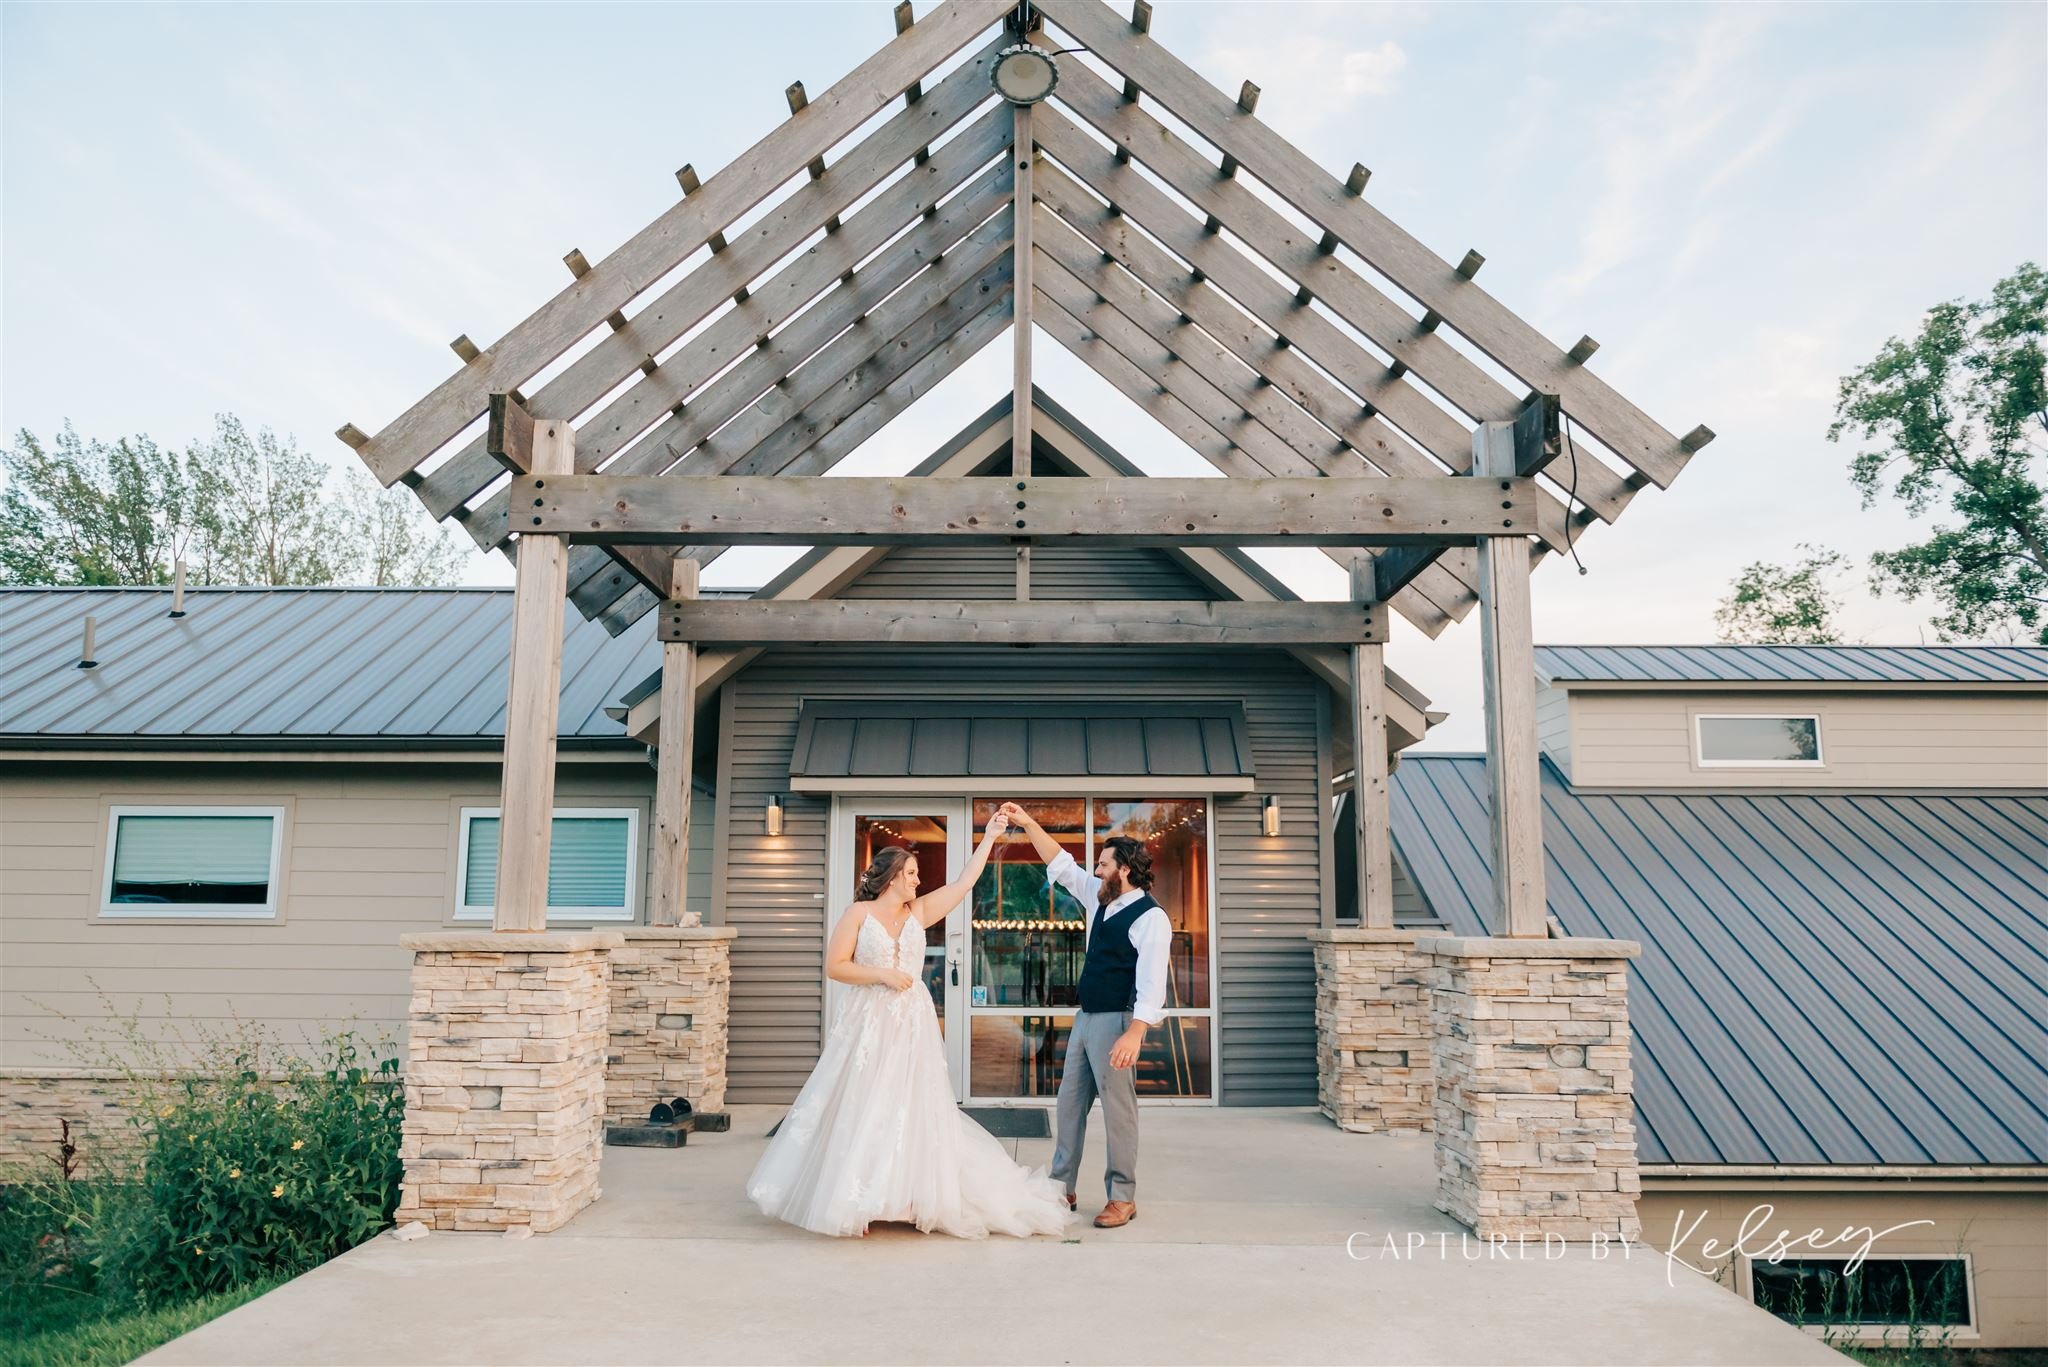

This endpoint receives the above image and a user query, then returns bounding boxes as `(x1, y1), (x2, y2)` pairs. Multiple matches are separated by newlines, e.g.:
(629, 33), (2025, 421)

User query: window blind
(110, 814), (274, 901)
(463, 814), (630, 912)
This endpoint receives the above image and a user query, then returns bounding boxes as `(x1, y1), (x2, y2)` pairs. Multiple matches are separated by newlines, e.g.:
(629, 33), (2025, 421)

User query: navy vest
(1076, 894), (1158, 1014)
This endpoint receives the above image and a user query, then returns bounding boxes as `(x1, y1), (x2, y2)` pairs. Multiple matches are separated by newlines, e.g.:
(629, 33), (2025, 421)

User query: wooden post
(1473, 420), (1545, 936)
(1011, 99), (1034, 477)
(494, 415), (574, 932)
(1347, 558), (1393, 929)
(650, 559), (700, 927)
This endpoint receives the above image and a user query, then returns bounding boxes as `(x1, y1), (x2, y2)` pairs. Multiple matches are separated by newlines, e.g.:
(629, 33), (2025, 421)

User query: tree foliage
(0, 417), (468, 587)
(1831, 262), (2048, 643)
(1715, 544), (1849, 645)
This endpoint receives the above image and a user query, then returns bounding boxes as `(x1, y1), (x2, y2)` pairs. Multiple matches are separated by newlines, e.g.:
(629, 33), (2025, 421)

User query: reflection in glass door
(966, 798), (1214, 1101)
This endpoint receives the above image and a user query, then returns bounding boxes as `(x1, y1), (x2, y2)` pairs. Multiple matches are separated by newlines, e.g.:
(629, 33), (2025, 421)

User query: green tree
(0, 416), (471, 587)
(1831, 262), (2048, 643)
(0, 425), (190, 585)
(1715, 544), (1849, 645)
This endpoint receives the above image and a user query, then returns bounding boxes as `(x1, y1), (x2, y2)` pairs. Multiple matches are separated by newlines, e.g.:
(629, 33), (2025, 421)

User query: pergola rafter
(341, 0), (1713, 945)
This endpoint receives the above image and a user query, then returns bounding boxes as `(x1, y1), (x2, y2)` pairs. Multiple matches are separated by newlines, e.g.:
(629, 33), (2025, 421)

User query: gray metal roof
(0, 586), (691, 744)
(1388, 755), (2048, 1166)
(1536, 643), (2048, 686)
(790, 701), (1254, 781)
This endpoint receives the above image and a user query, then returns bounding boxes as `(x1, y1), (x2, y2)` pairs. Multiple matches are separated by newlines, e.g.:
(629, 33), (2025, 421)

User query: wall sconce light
(1261, 795), (1281, 838)
(765, 794), (785, 837)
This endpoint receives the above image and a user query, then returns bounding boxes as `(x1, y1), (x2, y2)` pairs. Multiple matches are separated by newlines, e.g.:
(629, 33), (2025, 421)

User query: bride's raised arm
(910, 812), (1008, 928)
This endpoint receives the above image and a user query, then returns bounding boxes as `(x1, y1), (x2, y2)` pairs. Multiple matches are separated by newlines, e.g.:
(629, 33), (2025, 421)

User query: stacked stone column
(1418, 935), (1641, 1241)
(396, 931), (621, 1233)
(1308, 929), (1432, 1132)
(605, 922), (736, 1123)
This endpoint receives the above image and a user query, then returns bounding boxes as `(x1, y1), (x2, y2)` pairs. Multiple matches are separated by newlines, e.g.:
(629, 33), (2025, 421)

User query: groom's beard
(1096, 871), (1126, 905)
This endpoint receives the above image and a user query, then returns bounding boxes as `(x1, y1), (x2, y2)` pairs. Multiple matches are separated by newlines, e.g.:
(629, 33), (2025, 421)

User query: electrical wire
(1561, 409), (1590, 576)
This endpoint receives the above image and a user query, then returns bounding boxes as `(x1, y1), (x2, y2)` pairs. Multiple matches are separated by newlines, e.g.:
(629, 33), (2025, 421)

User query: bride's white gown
(745, 911), (1074, 1238)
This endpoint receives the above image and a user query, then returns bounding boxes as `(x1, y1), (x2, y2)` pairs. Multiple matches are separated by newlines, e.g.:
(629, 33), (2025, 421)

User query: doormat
(963, 1107), (1051, 1139)
(767, 1107), (1050, 1140)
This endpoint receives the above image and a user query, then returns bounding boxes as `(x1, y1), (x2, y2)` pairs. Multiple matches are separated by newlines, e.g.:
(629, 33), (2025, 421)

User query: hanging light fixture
(1261, 795), (1282, 838)
(991, 42), (1059, 104)
(765, 794), (785, 837)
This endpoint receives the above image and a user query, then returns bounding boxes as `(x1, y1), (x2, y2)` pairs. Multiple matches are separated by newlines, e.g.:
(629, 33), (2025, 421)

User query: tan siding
(717, 644), (1328, 1108)
(0, 759), (703, 1069)
(1567, 691), (2048, 789)
(1637, 1187), (2048, 1349)
(1535, 683), (1572, 778)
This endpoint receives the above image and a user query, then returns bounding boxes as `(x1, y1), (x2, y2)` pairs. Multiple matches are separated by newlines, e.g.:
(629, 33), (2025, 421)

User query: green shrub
(109, 1032), (403, 1301)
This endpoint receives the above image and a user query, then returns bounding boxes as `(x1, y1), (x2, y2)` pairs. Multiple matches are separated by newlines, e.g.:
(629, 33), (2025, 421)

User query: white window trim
(1739, 1251), (1979, 1344)
(100, 805), (286, 921)
(454, 805), (641, 923)
(1694, 712), (1826, 769)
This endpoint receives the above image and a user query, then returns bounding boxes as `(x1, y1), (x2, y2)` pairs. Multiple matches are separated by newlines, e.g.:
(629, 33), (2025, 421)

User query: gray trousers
(1051, 1008), (1139, 1203)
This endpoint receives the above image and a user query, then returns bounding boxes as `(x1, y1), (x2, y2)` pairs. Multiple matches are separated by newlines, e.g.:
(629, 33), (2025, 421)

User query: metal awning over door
(788, 700), (1253, 793)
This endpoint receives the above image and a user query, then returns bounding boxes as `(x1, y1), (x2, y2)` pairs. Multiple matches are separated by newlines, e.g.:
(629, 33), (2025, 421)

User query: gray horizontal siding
(834, 544), (1211, 601)
(716, 652), (1326, 1106)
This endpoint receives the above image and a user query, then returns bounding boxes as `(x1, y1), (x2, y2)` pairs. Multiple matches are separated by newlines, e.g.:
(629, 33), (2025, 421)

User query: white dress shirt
(1044, 850), (1171, 1026)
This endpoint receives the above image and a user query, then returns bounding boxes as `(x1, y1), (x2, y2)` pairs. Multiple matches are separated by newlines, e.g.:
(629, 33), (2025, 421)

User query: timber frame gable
(340, 0), (1712, 940)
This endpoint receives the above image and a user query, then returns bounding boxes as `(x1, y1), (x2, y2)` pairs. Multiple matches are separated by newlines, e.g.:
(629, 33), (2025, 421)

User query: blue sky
(3, 2), (2042, 746)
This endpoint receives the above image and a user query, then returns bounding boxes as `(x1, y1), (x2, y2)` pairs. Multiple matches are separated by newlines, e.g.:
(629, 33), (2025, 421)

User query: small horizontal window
(1696, 714), (1822, 766)
(103, 808), (284, 919)
(1750, 1257), (1972, 1332)
(456, 807), (638, 922)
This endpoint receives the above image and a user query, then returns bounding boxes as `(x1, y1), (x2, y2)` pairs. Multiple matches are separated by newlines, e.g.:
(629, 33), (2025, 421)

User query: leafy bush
(111, 1032), (403, 1301)
(1, 1020), (402, 1342)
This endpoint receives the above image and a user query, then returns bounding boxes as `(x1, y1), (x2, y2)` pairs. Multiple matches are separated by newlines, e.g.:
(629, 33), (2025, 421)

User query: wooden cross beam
(514, 474), (1537, 547)
(351, 0), (1010, 487)
(658, 597), (1387, 647)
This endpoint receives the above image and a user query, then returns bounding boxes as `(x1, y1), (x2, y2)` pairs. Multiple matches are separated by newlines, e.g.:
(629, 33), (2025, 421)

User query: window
(1749, 1257), (1974, 1337)
(455, 807), (639, 922)
(1696, 714), (1823, 767)
(102, 807), (284, 919)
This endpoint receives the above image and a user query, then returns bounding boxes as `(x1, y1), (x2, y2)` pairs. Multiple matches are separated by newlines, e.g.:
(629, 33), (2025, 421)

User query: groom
(998, 803), (1170, 1229)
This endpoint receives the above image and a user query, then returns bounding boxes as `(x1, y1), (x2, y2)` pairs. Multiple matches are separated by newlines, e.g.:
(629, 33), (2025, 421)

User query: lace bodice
(853, 911), (921, 973)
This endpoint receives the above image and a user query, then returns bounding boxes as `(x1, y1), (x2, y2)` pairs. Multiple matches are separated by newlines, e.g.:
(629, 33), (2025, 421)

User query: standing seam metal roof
(1389, 754), (2048, 1167)
(1535, 643), (2048, 686)
(0, 587), (685, 741)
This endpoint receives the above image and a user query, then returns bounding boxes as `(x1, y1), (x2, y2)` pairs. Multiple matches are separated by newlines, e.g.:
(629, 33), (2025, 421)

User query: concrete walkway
(144, 1107), (1841, 1366)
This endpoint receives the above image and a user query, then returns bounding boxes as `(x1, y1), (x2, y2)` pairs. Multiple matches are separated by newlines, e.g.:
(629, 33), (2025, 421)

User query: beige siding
(1535, 683), (1572, 778)
(1565, 690), (2048, 789)
(1637, 1185), (2048, 1349)
(0, 759), (713, 1069)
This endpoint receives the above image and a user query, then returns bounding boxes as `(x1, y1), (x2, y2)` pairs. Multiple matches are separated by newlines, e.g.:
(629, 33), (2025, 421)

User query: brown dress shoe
(1064, 1191), (1077, 1211)
(1093, 1200), (1137, 1228)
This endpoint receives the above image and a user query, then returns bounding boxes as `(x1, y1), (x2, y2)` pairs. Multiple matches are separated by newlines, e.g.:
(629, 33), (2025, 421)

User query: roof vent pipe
(169, 559), (188, 618)
(78, 616), (98, 670)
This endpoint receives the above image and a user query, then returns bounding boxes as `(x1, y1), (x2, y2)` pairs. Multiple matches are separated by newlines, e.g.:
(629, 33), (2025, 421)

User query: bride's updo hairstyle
(856, 845), (915, 901)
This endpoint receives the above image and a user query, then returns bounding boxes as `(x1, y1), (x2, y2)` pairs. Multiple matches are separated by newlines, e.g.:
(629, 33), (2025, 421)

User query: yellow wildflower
(291, 1139), (304, 1151)
(228, 1168), (241, 1179)
(271, 1184), (285, 1198)
(158, 1105), (173, 1118)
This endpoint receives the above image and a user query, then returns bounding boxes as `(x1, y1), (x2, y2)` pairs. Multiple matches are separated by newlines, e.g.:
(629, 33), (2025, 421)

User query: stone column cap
(1307, 927), (1422, 944)
(401, 930), (626, 953)
(1416, 934), (1640, 960)
(618, 925), (739, 942)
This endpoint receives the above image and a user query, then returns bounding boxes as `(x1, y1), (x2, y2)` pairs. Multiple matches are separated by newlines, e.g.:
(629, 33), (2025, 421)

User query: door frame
(825, 796), (970, 1099)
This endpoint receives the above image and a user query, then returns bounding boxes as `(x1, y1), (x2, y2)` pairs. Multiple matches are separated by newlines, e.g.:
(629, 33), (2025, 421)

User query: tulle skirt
(745, 980), (1074, 1239)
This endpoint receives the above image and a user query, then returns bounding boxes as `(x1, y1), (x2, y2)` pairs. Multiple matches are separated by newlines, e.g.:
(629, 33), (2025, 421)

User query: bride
(745, 811), (1073, 1239)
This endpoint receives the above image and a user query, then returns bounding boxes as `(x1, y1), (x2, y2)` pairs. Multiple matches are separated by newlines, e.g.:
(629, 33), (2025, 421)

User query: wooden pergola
(340, 0), (1709, 943)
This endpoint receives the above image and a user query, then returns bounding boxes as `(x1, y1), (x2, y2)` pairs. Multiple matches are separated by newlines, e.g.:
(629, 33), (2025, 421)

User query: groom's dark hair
(1101, 836), (1154, 891)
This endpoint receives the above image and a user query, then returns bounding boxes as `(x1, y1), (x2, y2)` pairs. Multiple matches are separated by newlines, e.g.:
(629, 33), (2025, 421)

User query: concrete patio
(144, 1107), (1842, 1366)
